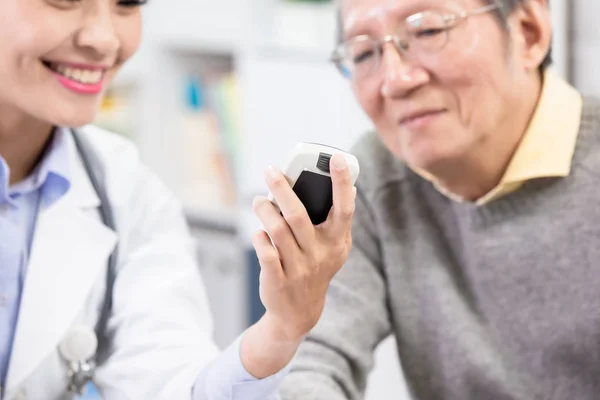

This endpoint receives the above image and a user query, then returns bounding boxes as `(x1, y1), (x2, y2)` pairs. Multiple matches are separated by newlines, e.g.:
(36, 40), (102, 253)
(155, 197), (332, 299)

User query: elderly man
(279, 0), (600, 399)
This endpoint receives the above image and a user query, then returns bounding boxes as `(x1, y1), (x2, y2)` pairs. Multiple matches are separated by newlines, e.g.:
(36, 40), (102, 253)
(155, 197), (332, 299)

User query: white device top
(267, 142), (360, 210)
(281, 142), (360, 186)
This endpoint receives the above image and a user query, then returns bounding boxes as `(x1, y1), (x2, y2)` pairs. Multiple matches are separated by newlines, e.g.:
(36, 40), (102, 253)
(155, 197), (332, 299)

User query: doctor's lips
(42, 60), (108, 95)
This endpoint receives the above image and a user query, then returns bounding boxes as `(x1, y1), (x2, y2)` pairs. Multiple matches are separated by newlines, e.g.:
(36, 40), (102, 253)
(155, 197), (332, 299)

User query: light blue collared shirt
(0, 129), (71, 393)
(0, 128), (287, 399)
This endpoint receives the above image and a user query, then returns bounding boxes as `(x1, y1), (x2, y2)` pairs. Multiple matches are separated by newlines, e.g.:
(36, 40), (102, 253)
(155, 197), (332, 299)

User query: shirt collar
(495, 70), (582, 182)
(474, 70), (582, 204)
(3, 127), (71, 207)
(412, 70), (583, 205)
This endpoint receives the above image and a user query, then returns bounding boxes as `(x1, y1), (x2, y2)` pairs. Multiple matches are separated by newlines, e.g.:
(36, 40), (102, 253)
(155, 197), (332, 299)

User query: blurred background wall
(93, 1), (578, 398)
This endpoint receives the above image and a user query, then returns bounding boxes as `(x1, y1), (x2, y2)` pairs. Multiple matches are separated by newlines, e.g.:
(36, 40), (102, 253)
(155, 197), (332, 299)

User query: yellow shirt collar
(414, 70), (582, 205)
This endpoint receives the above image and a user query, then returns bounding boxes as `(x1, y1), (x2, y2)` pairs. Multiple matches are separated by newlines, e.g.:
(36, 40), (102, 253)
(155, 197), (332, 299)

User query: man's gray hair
(335, 0), (552, 70)
(489, 0), (552, 69)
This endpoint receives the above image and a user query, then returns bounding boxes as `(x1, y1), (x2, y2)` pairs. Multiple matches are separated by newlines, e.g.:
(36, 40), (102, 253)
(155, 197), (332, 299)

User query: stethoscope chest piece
(59, 325), (98, 395)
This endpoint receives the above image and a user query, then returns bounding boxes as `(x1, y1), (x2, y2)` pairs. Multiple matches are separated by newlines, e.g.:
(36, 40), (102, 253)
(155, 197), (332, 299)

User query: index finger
(323, 153), (356, 238)
(265, 166), (316, 250)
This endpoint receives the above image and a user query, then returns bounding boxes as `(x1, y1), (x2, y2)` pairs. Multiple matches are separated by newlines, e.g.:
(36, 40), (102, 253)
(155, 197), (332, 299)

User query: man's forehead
(341, 0), (476, 28)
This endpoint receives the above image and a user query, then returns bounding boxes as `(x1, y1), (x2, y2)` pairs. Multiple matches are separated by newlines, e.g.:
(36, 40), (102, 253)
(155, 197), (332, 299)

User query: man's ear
(507, 0), (552, 71)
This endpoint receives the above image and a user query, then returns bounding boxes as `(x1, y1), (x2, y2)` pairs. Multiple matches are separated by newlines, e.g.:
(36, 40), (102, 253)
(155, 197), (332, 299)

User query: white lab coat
(3, 126), (220, 400)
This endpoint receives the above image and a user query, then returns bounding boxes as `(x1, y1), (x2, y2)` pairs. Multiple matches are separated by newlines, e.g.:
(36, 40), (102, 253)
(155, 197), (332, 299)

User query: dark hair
(335, 0), (552, 71)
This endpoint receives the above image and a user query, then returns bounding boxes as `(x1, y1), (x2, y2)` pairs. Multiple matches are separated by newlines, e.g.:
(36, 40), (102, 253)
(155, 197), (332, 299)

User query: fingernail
(265, 165), (280, 181)
(331, 154), (347, 170)
(352, 186), (357, 199)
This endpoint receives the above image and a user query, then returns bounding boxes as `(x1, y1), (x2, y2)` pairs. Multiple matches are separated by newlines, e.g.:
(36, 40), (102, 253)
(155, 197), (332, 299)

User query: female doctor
(0, 0), (356, 399)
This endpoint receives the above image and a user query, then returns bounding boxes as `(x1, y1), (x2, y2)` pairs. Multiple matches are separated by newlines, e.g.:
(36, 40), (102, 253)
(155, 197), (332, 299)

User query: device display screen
(293, 170), (333, 225)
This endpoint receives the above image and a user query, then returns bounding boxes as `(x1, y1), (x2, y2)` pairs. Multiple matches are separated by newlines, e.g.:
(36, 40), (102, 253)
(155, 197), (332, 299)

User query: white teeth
(90, 70), (102, 83)
(51, 63), (103, 85)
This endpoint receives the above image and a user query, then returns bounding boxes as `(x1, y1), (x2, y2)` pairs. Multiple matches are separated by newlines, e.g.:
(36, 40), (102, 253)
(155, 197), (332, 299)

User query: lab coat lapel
(5, 144), (117, 393)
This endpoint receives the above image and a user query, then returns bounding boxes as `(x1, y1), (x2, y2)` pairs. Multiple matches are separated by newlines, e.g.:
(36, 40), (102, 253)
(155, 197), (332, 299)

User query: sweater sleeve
(279, 188), (392, 400)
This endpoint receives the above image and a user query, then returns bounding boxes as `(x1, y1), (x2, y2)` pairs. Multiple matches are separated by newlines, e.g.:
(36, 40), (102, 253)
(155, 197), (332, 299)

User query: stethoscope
(56, 129), (118, 397)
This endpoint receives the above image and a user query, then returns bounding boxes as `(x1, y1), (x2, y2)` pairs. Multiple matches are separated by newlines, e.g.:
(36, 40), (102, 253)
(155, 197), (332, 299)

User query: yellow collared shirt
(417, 70), (583, 205)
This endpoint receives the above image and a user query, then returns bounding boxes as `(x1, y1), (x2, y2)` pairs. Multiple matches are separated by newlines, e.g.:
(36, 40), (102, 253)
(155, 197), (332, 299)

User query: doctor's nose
(380, 43), (429, 98)
(75, 4), (120, 60)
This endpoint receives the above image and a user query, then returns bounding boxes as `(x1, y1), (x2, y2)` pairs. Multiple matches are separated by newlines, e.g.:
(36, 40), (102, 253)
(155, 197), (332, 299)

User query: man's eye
(414, 27), (446, 38)
(53, 0), (148, 8)
(118, 0), (148, 7)
(353, 50), (375, 65)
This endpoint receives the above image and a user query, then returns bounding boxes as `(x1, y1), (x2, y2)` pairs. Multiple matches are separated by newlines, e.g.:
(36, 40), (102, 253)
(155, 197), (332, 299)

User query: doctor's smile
(42, 61), (108, 94)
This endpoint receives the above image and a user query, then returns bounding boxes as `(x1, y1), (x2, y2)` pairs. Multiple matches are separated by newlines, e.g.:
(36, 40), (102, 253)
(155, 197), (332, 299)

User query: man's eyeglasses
(330, 3), (501, 80)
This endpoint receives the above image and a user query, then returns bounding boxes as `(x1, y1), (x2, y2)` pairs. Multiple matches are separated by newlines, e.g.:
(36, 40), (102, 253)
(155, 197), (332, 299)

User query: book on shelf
(178, 73), (240, 213)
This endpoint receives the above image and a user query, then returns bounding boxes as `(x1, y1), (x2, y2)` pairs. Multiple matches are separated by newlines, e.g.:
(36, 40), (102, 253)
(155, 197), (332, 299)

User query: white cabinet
(571, 1), (600, 94)
(236, 52), (372, 205)
(189, 223), (247, 349)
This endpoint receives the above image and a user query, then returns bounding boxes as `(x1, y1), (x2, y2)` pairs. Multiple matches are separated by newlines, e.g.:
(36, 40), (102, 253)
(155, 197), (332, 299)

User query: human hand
(252, 152), (356, 342)
(239, 153), (356, 379)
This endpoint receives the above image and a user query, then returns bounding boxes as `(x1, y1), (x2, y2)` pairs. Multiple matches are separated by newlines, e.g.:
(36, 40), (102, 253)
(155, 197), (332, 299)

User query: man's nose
(380, 42), (429, 98)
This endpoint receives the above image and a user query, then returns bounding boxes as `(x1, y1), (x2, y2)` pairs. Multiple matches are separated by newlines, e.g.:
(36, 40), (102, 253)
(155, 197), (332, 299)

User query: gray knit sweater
(279, 96), (600, 400)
